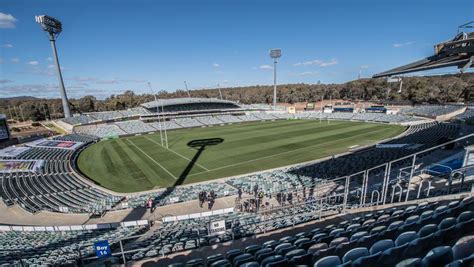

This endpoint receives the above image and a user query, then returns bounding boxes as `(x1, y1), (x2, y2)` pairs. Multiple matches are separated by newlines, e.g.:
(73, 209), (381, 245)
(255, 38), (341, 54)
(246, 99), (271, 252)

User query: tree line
(1, 73), (473, 122)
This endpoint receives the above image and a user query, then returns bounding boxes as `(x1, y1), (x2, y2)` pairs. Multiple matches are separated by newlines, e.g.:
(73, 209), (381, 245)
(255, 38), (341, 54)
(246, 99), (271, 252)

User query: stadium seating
(401, 105), (465, 118)
(160, 195), (474, 267)
(0, 136), (122, 214)
(0, 223), (147, 266)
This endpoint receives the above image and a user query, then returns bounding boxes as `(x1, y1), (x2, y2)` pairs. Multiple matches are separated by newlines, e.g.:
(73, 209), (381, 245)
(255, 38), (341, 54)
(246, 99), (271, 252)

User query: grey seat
(342, 247), (369, 263)
(313, 255), (341, 267)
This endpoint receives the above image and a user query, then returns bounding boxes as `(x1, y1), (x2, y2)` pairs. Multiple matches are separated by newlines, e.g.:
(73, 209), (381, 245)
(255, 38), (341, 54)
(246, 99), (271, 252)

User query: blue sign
(94, 240), (111, 258)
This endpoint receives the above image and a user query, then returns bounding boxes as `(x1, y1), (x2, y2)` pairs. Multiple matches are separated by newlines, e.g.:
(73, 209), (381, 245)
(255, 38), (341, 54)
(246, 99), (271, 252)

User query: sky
(0, 0), (472, 99)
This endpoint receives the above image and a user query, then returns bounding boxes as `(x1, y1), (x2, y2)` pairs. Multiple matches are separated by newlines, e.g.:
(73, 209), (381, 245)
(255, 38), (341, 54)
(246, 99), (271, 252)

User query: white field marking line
(188, 126), (390, 177)
(126, 139), (178, 180)
(143, 135), (210, 171)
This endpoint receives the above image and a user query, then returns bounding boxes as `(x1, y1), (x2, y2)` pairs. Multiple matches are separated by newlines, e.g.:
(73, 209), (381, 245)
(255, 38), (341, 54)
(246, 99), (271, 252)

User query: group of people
(236, 185), (267, 212)
(198, 190), (216, 210)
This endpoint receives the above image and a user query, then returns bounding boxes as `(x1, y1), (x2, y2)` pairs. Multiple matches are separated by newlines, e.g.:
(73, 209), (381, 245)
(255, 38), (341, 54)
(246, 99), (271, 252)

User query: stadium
(1, 2), (474, 267)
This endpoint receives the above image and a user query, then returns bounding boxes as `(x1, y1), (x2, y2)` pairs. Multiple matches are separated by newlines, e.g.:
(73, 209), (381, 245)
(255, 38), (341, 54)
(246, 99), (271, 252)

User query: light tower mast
(35, 15), (71, 118)
(269, 49), (282, 110)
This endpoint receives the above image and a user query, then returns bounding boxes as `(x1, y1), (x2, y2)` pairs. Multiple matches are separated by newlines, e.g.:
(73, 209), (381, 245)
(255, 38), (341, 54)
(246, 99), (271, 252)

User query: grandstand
(3, 97), (474, 266)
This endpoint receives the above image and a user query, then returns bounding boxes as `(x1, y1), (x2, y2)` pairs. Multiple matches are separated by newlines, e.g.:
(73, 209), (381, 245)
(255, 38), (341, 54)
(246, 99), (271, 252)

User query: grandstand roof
(141, 97), (240, 109)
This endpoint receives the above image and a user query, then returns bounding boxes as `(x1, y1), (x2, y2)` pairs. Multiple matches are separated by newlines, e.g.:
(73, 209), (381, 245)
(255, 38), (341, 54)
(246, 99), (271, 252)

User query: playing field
(77, 120), (405, 192)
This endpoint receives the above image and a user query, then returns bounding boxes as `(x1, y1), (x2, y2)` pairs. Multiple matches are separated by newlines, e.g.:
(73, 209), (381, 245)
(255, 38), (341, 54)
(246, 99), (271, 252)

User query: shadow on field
(121, 138), (223, 222)
(153, 138), (224, 207)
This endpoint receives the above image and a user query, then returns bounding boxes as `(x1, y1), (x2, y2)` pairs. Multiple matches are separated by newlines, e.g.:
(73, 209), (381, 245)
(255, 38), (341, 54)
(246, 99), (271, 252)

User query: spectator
(238, 188), (242, 199)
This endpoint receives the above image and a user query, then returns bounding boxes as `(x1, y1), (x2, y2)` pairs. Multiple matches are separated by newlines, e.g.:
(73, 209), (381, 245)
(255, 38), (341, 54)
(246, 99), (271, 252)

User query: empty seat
(329, 237), (348, 248)
(314, 255), (341, 267)
(457, 211), (474, 223)
(395, 258), (422, 267)
(421, 246), (453, 267)
(342, 247), (369, 263)
(452, 235), (474, 260)
(232, 253), (253, 266)
(369, 239), (394, 255)
(307, 243), (328, 254)
(210, 259), (231, 267)
(417, 224), (437, 238)
(395, 231), (418, 246)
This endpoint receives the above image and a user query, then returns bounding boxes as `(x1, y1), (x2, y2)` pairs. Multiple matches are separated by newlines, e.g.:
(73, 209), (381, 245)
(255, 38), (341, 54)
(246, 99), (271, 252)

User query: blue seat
(238, 262), (259, 267)
(452, 235), (474, 260)
(369, 239), (394, 255)
(457, 211), (474, 223)
(206, 254), (224, 266)
(244, 245), (261, 255)
(266, 258), (288, 267)
(284, 248), (306, 259)
(313, 255), (341, 267)
(350, 231), (368, 242)
(289, 252), (312, 266)
(395, 231), (418, 246)
(439, 217), (457, 230)
(351, 253), (382, 267)
(209, 259), (231, 267)
(274, 243), (294, 256)
(342, 247), (369, 263)
(395, 258), (422, 267)
(421, 246), (453, 267)
(417, 224), (437, 238)
(329, 237), (348, 248)
(263, 240), (279, 249)
(307, 243), (328, 254)
(233, 253), (253, 267)
(186, 258), (204, 267)
(255, 248), (275, 263)
(226, 249), (243, 263)
(261, 255), (284, 267)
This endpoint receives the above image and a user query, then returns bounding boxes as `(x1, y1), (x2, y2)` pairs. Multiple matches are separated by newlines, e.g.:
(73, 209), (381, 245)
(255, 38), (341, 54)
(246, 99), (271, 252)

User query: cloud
(47, 64), (55, 69)
(0, 58), (3, 64)
(259, 64), (273, 70)
(95, 79), (119, 84)
(290, 71), (319, 76)
(393, 41), (414, 48)
(47, 57), (53, 62)
(0, 79), (13, 84)
(212, 63), (220, 67)
(0, 13), (17, 29)
(360, 65), (369, 69)
(71, 76), (97, 82)
(293, 59), (338, 67)
(320, 59), (338, 67)
(28, 61), (39, 65)
(3, 43), (12, 48)
(10, 58), (20, 63)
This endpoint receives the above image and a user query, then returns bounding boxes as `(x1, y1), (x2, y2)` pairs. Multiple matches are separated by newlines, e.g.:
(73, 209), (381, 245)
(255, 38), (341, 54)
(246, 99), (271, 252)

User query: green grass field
(77, 120), (405, 193)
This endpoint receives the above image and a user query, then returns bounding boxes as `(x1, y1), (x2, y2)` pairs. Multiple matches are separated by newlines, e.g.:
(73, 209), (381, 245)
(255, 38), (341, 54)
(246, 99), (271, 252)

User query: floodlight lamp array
(270, 49), (282, 59)
(35, 15), (62, 35)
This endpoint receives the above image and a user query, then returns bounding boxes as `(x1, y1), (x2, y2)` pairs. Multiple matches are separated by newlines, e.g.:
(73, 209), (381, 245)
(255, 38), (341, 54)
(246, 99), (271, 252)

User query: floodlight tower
(35, 15), (71, 118)
(269, 49), (282, 110)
